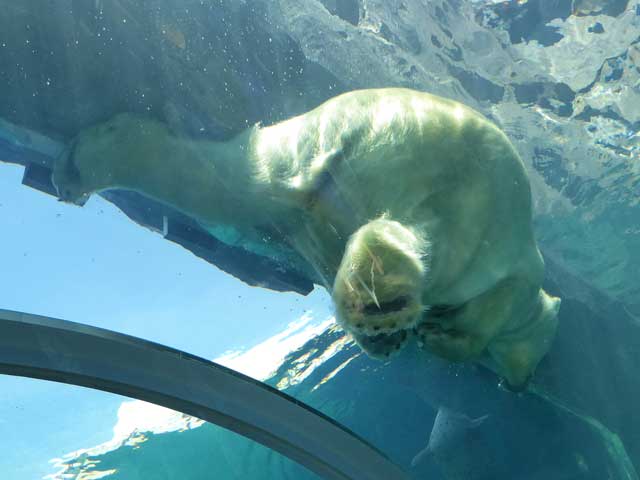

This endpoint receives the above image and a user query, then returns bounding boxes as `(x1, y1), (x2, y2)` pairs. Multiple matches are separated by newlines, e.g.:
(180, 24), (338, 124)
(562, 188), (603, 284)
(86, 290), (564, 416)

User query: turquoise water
(48, 322), (637, 479)
(2, 0), (640, 479)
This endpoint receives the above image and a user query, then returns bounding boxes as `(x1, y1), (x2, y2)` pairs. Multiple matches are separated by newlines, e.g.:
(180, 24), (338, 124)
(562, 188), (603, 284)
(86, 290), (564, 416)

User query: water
(1, 0), (639, 479)
(47, 319), (638, 479)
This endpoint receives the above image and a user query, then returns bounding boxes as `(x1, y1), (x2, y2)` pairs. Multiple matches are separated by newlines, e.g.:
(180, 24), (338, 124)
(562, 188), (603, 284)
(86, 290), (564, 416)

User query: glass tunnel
(1, 1), (640, 479)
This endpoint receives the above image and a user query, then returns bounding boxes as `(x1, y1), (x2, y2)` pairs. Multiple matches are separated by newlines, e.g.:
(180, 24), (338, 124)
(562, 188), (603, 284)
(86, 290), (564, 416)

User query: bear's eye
(363, 296), (409, 315)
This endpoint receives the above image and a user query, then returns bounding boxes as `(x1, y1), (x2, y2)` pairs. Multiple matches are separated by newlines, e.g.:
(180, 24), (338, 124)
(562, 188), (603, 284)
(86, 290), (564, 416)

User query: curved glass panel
(2, 1), (640, 480)
(0, 308), (408, 480)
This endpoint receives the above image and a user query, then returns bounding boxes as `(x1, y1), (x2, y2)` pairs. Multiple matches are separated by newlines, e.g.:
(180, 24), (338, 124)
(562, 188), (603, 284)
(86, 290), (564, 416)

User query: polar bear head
(52, 114), (163, 206)
(332, 217), (429, 358)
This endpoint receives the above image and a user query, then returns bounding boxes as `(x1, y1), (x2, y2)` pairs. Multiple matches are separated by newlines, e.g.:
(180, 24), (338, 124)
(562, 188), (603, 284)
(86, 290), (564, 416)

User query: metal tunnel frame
(0, 309), (409, 480)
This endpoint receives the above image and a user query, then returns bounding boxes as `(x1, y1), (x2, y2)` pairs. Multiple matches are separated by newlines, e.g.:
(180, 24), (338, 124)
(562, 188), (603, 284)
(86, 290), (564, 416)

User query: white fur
(53, 88), (560, 386)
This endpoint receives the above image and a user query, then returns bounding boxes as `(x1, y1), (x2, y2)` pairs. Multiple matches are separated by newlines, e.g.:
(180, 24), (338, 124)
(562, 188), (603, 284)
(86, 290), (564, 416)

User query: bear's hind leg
(488, 289), (561, 388)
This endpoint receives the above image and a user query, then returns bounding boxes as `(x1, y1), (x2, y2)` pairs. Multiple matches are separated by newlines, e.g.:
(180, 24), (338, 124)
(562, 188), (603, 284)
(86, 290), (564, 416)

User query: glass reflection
(0, 375), (322, 480)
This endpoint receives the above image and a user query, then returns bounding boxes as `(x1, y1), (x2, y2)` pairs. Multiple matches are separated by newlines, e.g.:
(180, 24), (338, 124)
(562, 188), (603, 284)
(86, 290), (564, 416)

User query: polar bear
(53, 88), (560, 388)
